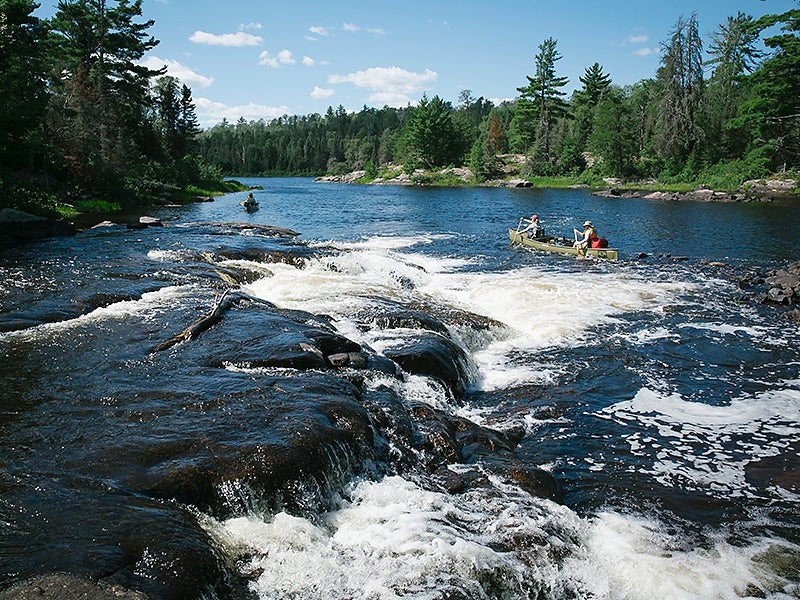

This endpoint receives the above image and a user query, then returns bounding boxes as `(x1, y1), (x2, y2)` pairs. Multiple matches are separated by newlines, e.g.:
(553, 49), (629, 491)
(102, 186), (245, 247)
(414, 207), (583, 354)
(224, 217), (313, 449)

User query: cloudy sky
(35, 0), (796, 127)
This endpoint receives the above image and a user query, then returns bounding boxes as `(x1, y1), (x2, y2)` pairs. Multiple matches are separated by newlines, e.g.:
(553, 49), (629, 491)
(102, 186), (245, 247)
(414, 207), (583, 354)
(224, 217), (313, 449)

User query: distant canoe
(242, 202), (259, 213)
(509, 228), (619, 260)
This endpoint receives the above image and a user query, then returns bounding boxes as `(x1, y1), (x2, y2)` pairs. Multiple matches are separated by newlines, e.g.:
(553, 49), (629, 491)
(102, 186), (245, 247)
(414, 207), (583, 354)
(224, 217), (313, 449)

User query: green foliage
(405, 94), (465, 168)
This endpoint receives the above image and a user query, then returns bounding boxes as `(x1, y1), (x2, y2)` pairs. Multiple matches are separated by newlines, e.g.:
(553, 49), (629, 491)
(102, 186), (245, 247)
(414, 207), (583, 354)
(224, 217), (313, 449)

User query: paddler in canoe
(516, 214), (545, 238)
(509, 216), (618, 260)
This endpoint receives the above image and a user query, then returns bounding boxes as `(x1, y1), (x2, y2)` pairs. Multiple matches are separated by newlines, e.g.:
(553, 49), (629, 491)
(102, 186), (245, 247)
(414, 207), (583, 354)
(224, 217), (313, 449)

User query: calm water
(1, 178), (799, 599)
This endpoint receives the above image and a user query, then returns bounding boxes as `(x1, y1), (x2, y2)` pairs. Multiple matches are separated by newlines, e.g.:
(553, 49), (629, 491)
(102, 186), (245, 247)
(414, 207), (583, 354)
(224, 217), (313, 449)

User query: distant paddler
(240, 192), (259, 212)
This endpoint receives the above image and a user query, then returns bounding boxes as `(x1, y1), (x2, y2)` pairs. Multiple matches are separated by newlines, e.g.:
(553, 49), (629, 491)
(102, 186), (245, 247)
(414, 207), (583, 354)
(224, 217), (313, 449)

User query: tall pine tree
(513, 37), (569, 169)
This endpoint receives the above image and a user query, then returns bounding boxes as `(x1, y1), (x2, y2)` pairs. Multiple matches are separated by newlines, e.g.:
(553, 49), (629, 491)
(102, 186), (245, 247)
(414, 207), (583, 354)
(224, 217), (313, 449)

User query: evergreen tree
(704, 12), (762, 160)
(588, 86), (638, 177)
(733, 8), (800, 170)
(404, 94), (463, 168)
(577, 63), (612, 107)
(486, 113), (508, 154)
(178, 84), (200, 158)
(513, 37), (569, 166)
(654, 13), (705, 171)
(0, 0), (48, 170)
(48, 0), (163, 187)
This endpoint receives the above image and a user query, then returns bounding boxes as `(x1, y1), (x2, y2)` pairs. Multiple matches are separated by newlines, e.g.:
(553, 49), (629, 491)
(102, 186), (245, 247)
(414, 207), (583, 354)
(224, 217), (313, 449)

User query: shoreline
(314, 168), (798, 203)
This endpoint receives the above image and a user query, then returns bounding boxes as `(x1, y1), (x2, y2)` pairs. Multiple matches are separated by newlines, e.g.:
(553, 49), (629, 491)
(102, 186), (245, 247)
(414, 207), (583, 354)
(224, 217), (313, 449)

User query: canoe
(243, 202), (259, 213)
(509, 228), (619, 260)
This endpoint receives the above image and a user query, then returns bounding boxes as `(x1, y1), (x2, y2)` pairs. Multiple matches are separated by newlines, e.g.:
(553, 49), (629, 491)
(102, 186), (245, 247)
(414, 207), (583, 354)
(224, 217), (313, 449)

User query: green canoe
(509, 228), (619, 260)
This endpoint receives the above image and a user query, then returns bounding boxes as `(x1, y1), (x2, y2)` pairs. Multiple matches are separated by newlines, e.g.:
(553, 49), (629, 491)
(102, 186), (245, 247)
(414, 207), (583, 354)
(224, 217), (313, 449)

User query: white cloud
(634, 47), (655, 56)
(367, 27), (386, 35)
(189, 30), (263, 47)
(194, 97), (290, 127)
(628, 34), (649, 44)
(343, 22), (359, 32)
(240, 22), (263, 31)
(140, 56), (214, 88)
(328, 66), (437, 106)
(309, 26), (332, 37)
(311, 86), (335, 99)
(258, 49), (296, 68)
(302, 56), (315, 66)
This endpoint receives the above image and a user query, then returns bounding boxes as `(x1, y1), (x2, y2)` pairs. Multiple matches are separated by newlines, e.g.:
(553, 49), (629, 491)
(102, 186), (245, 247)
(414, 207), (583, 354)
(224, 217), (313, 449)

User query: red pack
(591, 238), (608, 248)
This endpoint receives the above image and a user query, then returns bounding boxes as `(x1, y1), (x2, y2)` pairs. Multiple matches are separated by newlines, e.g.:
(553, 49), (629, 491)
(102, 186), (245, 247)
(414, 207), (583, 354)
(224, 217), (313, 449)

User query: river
(1, 178), (799, 599)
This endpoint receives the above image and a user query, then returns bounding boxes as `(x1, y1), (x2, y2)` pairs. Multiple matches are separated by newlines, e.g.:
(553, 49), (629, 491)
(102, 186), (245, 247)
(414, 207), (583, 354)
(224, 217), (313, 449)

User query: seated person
(519, 214), (544, 237)
(573, 220), (598, 248)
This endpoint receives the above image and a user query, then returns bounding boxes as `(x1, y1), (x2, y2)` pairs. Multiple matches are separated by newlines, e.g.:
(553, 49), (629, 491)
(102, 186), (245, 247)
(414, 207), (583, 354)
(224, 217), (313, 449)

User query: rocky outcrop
(592, 187), (751, 202)
(0, 208), (75, 245)
(762, 262), (800, 305)
(593, 178), (797, 203)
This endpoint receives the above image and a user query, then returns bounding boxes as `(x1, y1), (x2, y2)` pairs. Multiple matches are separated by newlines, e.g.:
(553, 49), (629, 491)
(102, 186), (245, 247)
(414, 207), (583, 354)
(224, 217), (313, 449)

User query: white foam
(563, 511), (799, 600)
(599, 385), (800, 498)
(202, 475), (799, 600)
(243, 246), (695, 392)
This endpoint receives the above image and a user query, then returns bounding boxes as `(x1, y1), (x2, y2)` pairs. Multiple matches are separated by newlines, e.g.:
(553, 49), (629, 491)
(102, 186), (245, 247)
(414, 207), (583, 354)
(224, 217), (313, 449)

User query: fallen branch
(152, 290), (235, 353)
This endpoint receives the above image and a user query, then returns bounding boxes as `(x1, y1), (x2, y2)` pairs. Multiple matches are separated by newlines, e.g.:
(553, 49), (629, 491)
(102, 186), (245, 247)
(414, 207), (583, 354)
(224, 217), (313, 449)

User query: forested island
(1, 1), (798, 222)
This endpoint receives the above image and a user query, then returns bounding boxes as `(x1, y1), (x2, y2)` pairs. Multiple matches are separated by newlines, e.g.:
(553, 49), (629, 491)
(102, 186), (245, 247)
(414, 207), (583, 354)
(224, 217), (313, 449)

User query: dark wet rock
(356, 300), (451, 335)
(117, 374), (376, 516)
(383, 330), (471, 397)
(505, 465), (563, 503)
(0, 208), (75, 244)
(328, 351), (369, 368)
(432, 467), (466, 494)
(0, 574), (147, 600)
(409, 402), (462, 466)
(216, 245), (316, 268)
(763, 264), (800, 305)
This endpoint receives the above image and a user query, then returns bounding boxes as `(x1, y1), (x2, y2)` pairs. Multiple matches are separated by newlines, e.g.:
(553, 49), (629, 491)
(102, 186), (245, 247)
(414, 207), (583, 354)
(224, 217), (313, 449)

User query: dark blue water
(1, 178), (799, 599)
(185, 178), (800, 266)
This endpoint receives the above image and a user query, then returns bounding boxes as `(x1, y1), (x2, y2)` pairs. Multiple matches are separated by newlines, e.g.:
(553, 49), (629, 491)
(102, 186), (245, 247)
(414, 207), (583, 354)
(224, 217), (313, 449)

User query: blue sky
(34, 0), (797, 127)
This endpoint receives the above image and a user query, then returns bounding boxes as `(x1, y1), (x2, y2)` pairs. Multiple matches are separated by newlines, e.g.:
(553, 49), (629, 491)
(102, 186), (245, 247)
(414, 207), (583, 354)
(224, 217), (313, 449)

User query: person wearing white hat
(573, 220), (598, 249)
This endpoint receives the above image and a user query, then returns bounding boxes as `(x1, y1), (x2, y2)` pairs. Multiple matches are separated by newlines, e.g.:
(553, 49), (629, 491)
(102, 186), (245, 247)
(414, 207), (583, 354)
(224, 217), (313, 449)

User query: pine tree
(48, 0), (163, 187)
(513, 37), (569, 166)
(654, 13), (705, 171)
(733, 8), (800, 170)
(578, 63), (612, 107)
(0, 0), (48, 169)
(704, 12), (762, 160)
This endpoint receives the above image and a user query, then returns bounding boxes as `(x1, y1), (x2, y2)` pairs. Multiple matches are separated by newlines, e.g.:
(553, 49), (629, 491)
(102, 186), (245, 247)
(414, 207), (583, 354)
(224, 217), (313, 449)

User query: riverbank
(0, 178), (252, 246)
(315, 159), (798, 203)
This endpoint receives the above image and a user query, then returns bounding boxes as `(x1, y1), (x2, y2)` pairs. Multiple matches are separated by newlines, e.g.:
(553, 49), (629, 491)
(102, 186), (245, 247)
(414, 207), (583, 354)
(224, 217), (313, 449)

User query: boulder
(382, 330), (471, 397)
(506, 178), (532, 188)
(0, 208), (75, 243)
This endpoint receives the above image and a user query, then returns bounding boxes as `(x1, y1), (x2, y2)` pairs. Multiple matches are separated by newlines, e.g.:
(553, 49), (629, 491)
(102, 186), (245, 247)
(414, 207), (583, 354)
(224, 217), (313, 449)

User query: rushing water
(1, 178), (799, 599)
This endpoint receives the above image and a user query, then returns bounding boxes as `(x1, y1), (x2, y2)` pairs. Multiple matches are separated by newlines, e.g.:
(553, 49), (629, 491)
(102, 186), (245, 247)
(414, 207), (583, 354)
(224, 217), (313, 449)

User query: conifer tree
(733, 8), (800, 170)
(513, 37), (569, 167)
(654, 13), (705, 170)
(0, 0), (48, 170)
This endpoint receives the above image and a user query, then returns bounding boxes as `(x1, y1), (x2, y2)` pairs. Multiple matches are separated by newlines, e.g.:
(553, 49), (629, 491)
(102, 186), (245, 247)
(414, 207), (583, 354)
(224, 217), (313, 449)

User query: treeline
(199, 9), (800, 187)
(0, 0), (223, 215)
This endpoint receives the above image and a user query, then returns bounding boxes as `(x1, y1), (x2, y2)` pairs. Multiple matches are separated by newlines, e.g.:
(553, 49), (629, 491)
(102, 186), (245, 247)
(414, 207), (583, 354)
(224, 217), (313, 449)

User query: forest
(1, 1), (798, 219)
(198, 9), (800, 190)
(0, 0), (229, 217)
